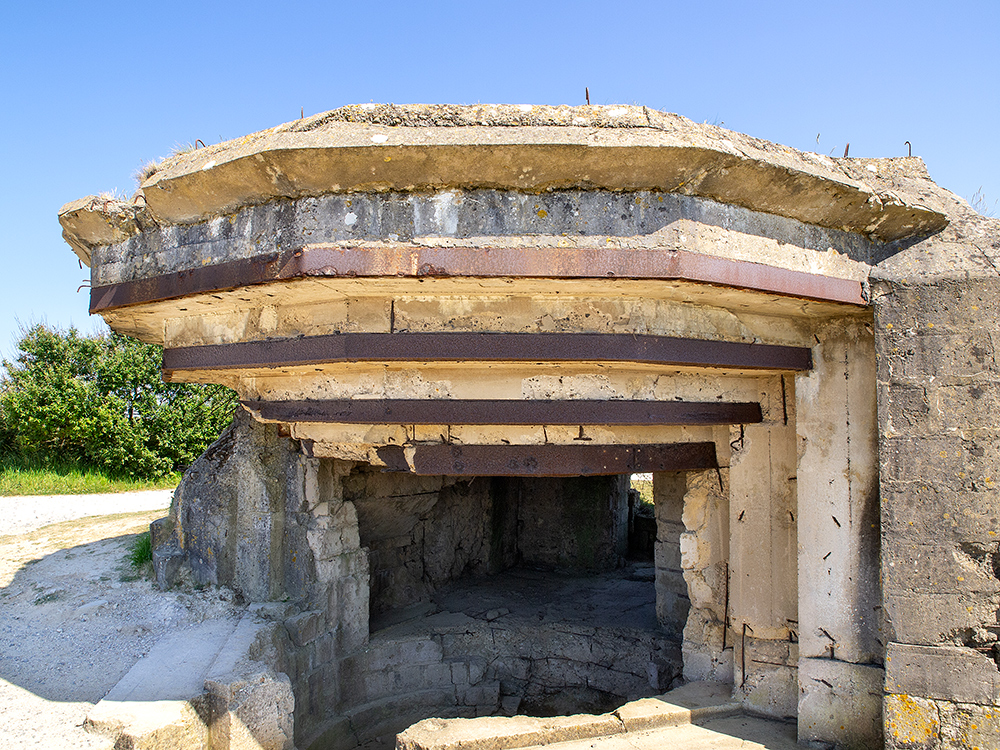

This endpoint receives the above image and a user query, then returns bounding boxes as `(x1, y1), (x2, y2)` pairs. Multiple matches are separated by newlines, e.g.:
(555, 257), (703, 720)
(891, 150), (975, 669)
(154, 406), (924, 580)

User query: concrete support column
(876, 277), (1000, 750)
(796, 318), (883, 749)
(680, 468), (733, 684)
(728, 404), (799, 720)
(302, 459), (369, 655)
(653, 472), (688, 639)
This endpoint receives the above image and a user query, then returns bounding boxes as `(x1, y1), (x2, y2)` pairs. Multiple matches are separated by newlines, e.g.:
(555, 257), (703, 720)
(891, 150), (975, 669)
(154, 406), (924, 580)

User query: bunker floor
(376, 563), (659, 633)
(439, 563), (657, 629)
(368, 563), (679, 721)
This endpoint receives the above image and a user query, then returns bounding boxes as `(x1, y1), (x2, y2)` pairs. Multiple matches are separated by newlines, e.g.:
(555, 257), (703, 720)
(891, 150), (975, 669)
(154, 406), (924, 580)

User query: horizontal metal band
(164, 332), (812, 373)
(244, 399), (763, 426)
(92, 245), (867, 313)
(91, 253), (284, 313)
(371, 442), (718, 476)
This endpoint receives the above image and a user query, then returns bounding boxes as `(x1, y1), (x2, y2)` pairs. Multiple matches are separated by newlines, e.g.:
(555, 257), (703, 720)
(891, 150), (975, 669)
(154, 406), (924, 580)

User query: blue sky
(1, 0), (997, 361)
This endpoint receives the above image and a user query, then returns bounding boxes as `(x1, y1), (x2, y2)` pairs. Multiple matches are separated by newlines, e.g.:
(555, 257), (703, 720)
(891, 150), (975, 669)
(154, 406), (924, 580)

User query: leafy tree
(0, 324), (237, 479)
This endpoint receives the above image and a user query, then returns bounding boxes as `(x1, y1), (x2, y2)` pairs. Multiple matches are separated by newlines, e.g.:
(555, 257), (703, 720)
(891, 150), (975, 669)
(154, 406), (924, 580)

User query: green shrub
(0, 324), (237, 480)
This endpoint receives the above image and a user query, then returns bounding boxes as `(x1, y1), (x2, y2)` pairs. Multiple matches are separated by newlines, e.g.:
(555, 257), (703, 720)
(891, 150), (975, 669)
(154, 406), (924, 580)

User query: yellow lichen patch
(885, 694), (939, 744)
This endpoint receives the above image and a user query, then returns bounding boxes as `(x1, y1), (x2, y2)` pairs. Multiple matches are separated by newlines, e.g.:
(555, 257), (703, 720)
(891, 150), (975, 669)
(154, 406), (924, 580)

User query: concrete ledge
(397, 712), (626, 750)
(616, 681), (739, 732)
(59, 104), (947, 257)
(885, 642), (1000, 705)
(396, 681), (738, 750)
(85, 698), (210, 749)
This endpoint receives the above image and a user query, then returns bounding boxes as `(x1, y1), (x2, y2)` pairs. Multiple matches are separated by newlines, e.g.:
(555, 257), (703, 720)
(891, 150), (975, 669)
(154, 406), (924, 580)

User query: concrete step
(518, 713), (801, 750)
(85, 618), (242, 749)
(397, 681), (746, 750)
(615, 680), (741, 732)
(306, 687), (487, 750)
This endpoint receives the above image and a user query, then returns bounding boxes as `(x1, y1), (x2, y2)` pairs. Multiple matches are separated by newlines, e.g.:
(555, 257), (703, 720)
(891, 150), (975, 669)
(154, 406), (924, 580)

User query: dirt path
(0, 502), (241, 749)
(0, 489), (175, 536)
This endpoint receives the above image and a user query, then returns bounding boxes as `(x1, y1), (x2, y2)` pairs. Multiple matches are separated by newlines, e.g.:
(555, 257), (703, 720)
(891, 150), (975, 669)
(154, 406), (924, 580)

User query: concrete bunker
(60, 104), (1000, 750)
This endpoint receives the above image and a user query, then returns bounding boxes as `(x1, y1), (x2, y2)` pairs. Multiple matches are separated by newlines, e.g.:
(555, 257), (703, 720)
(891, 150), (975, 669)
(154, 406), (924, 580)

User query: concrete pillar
(653, 472), (688, 639)
(728, 404), (799, 720)
(680, 468), (732, 684)
(302, 459), (369, 654)
(796, 317), (882, 749)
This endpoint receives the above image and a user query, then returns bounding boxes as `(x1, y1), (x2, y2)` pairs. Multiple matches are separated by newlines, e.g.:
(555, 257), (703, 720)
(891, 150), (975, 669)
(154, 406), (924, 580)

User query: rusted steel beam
(90, 253), (284, 313)
(404, 442), (719, 476)
(164, 332), (812, 373)
(91, 245), (867, 313)
(243, 399), (763, 425)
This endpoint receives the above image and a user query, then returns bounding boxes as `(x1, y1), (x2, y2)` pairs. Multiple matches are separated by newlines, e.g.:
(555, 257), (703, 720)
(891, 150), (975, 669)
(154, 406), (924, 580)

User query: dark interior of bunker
(346, 466), (680, 719)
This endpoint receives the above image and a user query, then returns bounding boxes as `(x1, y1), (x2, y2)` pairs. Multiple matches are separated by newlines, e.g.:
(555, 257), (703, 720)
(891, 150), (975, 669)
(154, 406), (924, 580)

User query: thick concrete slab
(86, 618), (240, 746)
(398, 681), (742, 750)
(615, 680), (739, 732)
(60, 105), (946, 249)
(101, 618), (239, 701)
(516, 713), (800, 750)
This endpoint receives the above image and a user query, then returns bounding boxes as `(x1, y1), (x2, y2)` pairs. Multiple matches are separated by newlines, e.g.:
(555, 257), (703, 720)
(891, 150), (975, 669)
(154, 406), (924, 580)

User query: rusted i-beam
(243, 399), (763, 426)
(91, 245), (868, 313)
(390, 441), (719, 476)
(164, 332), (812, 373)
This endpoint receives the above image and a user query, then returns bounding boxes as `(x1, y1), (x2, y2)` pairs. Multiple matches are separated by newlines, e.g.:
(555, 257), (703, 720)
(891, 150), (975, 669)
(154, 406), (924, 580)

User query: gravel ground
(0, 489), (175, 536)
(0, 497), (241, 749)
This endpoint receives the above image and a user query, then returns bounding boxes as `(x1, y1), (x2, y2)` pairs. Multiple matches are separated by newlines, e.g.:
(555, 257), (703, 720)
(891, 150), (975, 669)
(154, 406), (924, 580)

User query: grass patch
(128, 532), (152, 569)
(0, 455), (179, 497)
(121, 532), (154, 582)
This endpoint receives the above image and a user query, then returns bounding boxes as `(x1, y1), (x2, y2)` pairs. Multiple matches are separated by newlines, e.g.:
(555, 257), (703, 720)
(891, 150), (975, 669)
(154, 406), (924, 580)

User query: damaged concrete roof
(60, 104), (953, 266)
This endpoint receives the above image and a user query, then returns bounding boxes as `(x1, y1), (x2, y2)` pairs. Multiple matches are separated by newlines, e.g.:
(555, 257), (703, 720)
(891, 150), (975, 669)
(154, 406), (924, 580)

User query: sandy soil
(0, 489), (175, 536)
(0, 501), (240, 749)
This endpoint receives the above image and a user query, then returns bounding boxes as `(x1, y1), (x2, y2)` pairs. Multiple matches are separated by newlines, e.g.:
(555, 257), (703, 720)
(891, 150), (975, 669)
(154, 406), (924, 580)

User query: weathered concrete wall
(153, 409), (307, 603)
(515, 476), (629, 571)
(345, 471), (495, 620)
(654, 467), (733, 682)
(876, 273), (1000, 750)
(86, 187), (875, 291)
(342, 471), (630, 623)
(152, 412), (369, 744)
